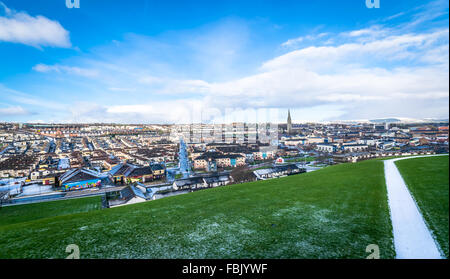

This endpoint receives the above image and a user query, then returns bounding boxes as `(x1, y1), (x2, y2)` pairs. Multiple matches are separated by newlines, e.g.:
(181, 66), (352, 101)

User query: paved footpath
(384, 155), (447, 259)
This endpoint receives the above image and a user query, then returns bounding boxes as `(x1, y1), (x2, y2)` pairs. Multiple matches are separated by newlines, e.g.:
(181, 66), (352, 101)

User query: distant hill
(369, 118), (401, 123)
(325, 118), (448, 125)
(355, 118), (448, 124)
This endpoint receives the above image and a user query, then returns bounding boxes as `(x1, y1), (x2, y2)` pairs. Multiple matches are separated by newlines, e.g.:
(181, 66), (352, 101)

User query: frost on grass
(183, 218), (256, 258)
(266, 202), (363, 258)
(177, 203), (353, 258)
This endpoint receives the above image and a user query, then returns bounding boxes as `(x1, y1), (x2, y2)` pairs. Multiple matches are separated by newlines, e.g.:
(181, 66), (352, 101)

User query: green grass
(373, 155), (420, 161)
(0, 160), (394, 259)
(285, 156), (316, 163)
(0, 196), (102, 227)
(395, 155), (449, 258)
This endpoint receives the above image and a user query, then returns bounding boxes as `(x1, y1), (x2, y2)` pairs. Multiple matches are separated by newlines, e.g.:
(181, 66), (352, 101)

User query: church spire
(287, 109), (292, 135)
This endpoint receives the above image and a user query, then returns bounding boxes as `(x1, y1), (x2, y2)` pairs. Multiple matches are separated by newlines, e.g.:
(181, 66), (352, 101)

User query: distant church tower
(287, 109), (292, 135)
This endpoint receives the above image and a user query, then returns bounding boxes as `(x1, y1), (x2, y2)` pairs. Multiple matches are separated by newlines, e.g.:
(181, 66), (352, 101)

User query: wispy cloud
(33, 64), (98, 78)
(0, 105), (30, 116)
(0, 84), (68, 111)
(281, 32), (329, 49)
(108, 87), (136, 92)
(408, 0), (449, 27)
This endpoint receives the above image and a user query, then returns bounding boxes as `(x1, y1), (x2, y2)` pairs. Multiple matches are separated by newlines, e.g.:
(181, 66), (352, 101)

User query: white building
(316, 144), (337, 153)
(342, 144), (368, 152)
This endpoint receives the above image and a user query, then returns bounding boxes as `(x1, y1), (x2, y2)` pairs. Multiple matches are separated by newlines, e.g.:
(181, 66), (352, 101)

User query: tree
(230, 166), (256, 184)
(316, 153), (330, 164)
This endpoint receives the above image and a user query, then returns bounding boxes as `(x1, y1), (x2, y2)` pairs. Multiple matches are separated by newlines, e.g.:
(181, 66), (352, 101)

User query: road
(3, 185), (129, 207)
(384, 155), (446, 259)
(178, 138), (191, 178)
(0, 144), (13, 155)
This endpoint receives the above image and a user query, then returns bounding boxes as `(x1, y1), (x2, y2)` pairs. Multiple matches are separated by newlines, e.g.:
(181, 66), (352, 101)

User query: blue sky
(0, 0), (448, 124)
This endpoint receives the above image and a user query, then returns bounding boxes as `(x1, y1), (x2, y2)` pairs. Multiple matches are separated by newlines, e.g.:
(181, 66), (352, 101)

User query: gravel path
(384, 155), (445, 259)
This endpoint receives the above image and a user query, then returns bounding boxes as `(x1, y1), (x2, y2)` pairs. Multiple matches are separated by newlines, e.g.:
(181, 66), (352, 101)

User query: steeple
(287, 109), (292, 135)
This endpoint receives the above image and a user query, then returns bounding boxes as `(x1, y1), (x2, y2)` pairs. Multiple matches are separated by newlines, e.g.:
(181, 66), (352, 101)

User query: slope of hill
(0, 160), (395, 259)
(0, 196), (102, 227)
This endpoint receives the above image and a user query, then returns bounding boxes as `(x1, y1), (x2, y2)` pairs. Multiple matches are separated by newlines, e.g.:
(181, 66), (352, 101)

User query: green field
(0, 160), (394, 259)
(0, 196), (102, 227)
(285, 156), (316, 163)
(395, 156), (449, 258)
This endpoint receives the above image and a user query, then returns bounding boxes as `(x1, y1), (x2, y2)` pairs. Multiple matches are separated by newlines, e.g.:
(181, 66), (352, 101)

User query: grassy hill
(395, 156), (449, 258)
(0, 159), (395, 259)
(0, 196), (102, 227)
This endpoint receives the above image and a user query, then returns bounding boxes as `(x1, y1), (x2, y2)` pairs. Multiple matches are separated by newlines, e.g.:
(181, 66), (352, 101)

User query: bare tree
(230, 166), (256, 184)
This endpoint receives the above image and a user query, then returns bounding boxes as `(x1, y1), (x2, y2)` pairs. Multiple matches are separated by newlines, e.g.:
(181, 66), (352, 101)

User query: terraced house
(109, 163), (155, 185)
(193, 151), (246, 171)
(150, 163), (166, 179)
(0, 155), (39, 178)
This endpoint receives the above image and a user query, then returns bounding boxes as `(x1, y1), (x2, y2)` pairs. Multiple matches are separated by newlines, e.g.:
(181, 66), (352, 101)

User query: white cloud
(0, 105), (29, 116)
(33, 64), (98, 77)
(281, 36), (304, 47)
(345, 26), (389, 42)
(60, 24), (448, 123)
(267, 29), (449, 72)
(0, 2), (71, 48)
(383, 12), (406, 22)
(108, 87), (136, 92)
(105, 100), (203, 124)
(60, 100), (205, 124)
(138, 75), (164, 85)
(408, 0), (449, 28)
(0, 84), (68, 111)
(190, 26), (448, 121)
(281, 32), (328, 48)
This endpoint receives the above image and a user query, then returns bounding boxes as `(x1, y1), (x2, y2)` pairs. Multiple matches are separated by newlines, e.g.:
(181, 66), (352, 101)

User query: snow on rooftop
(18, 185), (56, 196)
(58, 158), (70, 170)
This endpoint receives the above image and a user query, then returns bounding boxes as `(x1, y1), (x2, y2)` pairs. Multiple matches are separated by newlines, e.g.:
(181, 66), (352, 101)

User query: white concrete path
(384, 155), (447, 259)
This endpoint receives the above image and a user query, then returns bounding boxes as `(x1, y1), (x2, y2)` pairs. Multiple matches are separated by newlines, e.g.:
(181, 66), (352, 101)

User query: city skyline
(0, 0), (449, 124)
